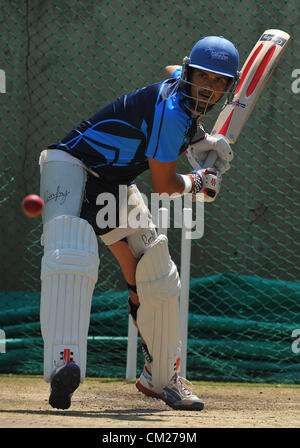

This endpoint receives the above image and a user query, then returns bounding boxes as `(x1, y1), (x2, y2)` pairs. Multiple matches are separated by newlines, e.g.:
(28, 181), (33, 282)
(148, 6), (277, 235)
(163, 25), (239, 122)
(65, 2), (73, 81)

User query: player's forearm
(148, 158), (193, 196)
(152, 173), (192, 196)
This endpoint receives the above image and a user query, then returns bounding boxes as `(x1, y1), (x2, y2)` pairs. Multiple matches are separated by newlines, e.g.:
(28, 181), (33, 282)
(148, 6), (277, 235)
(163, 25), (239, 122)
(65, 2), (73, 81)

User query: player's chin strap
(127, 283), (140, 321)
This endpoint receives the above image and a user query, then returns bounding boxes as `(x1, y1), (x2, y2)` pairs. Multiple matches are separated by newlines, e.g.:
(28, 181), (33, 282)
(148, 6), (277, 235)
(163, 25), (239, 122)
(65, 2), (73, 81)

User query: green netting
(1, 274), (300, 382)
(0, 0), (300, 383)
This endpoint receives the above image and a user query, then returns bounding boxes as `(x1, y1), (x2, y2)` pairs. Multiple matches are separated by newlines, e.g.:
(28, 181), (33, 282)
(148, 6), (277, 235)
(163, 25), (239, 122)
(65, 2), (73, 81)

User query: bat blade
(211, 29), (290, 144)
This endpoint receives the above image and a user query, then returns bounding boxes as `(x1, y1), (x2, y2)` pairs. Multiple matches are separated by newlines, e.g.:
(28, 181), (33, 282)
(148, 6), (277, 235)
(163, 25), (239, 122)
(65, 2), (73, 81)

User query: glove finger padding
(210, 135), (234, 162)
(185, 148), (201, 171)
(186, 134), (234, 173)
(214, 158), (231, 174)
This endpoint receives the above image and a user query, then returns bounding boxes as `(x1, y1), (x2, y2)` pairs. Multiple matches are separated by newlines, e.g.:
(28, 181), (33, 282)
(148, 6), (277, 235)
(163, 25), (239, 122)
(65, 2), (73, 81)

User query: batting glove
(186, 134), (234, 174)
(190, 168), (222, 203)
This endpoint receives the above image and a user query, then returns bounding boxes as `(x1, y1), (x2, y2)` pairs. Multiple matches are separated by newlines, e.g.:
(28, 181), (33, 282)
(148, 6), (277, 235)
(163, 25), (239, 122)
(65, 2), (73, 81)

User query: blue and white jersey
(48, 76), (202, 184)
(171, 67), (183, 78)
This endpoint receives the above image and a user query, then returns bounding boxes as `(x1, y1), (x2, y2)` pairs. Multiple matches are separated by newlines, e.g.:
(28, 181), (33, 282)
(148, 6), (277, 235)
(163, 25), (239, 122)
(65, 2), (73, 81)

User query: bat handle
(202, 150), (218, 169)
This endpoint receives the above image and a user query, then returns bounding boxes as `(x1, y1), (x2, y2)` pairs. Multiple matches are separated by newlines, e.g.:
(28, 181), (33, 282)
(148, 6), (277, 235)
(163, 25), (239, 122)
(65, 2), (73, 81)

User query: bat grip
(202, 150), (218, 169)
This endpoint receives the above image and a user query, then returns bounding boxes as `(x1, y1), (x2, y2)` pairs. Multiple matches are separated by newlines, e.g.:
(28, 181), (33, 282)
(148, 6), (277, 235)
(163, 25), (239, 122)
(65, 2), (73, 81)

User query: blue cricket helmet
(180, 36), (240, 115)
(188, 36), (239, 79)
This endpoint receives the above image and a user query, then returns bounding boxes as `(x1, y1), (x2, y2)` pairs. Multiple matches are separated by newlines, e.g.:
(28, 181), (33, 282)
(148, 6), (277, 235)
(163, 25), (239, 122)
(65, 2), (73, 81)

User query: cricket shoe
(136, 366), (204, 411)
(49, 362), (81, 410)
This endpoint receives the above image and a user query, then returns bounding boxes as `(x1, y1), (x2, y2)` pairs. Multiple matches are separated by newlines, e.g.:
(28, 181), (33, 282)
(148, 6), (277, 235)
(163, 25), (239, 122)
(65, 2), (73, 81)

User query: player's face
(189, 68), (230, 114)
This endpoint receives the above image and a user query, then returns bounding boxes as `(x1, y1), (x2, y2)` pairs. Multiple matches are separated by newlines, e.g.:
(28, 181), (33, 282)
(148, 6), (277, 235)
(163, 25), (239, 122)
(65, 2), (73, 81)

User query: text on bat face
(260, 33), (287, 47)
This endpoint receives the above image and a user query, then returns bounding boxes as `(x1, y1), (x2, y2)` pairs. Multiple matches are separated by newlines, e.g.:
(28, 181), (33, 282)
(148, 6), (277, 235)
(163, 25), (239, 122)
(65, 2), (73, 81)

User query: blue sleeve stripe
(82, 136), (120, 164)
(152, 100), (166, 159)
(61, 133), (82, 148)
(156, 80), (168, 105)
(83, 135), (119, 152)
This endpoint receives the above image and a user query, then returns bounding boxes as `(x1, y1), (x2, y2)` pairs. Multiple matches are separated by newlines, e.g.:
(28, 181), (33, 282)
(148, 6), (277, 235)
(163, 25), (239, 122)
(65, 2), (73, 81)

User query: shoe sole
(136, 378), (162, 399)
(136, 379), (204, 411)
(49, 363), (80, 410)
(164, 398), (205, 411)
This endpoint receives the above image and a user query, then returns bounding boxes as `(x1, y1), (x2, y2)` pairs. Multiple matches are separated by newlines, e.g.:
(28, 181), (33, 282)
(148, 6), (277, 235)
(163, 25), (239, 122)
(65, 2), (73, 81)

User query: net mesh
(0, 0), (300, 383)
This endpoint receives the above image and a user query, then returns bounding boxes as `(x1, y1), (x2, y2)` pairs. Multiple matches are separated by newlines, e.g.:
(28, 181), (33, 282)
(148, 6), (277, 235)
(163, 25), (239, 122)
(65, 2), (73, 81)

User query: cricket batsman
(39, 36), (239, 411)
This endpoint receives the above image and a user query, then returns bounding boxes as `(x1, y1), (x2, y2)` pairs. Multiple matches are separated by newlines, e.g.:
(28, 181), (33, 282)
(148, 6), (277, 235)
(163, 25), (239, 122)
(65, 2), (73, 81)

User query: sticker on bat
(260, 33), (287, 47)
(229, 100), (247, 108)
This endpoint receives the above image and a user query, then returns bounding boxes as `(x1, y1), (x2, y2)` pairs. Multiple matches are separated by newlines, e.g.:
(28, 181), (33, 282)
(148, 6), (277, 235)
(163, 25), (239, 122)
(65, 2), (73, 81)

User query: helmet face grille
(180, 80), (224, 116)
(180, 67), (237, 116)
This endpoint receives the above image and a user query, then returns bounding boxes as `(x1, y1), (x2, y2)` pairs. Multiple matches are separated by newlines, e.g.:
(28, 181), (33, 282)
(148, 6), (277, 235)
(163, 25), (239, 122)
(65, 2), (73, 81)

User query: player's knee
(128, 296), (140, 321)
(41, 215), (99, 283)
(135, 234), (181, 305)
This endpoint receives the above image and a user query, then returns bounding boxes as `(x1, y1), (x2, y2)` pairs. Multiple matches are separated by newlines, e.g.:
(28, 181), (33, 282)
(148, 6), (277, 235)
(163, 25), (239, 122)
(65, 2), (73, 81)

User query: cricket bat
(203, 29), (290, 168)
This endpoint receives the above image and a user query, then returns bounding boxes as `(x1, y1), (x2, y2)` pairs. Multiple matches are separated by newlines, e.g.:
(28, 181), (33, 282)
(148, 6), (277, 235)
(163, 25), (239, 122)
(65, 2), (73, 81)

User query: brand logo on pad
(61, 349), (74, 364)
(45, 185), (70, 205)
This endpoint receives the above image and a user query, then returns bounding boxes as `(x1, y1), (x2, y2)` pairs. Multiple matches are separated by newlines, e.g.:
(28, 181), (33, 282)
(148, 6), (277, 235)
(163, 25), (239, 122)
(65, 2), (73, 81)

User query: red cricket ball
(22, 194), (44, 218)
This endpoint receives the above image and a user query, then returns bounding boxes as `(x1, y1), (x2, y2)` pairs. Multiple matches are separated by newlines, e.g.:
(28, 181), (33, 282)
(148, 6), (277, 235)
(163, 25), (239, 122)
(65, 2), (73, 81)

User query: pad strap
(128, 297), (140, 321)
(127, 282), (137, 294)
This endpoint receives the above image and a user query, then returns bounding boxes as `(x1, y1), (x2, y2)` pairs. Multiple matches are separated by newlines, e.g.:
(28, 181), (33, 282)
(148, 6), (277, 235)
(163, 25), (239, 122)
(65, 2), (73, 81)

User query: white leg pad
(136, 234), (181, 393)
(40, 215), (99, 382)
